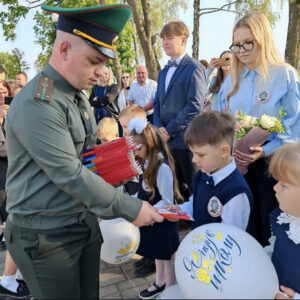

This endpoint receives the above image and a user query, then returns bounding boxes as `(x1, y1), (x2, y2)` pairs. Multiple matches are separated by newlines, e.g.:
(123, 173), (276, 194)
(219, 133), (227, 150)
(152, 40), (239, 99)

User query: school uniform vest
(192, 168), (253, 230)
(137, 174), (161, 205)
(270, 208), (300, 292)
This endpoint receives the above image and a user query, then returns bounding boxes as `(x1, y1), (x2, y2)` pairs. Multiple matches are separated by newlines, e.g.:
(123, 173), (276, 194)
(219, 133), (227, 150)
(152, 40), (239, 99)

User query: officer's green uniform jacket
(4, 64), (142, 229)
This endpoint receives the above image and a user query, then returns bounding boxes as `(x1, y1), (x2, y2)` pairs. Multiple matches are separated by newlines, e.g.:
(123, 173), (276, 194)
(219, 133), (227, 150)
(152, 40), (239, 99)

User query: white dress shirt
(127, 79), (157, 115)
(165, 52), (186, 92)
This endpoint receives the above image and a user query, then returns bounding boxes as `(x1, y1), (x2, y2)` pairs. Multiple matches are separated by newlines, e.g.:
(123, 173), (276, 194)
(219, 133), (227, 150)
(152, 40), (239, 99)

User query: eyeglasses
(229, 41), (256, 53)
(122, 76), (130, 79)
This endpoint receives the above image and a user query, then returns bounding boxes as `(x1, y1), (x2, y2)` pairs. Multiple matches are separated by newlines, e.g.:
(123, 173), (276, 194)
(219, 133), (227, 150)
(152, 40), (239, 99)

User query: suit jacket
(154, 54), (207, 149)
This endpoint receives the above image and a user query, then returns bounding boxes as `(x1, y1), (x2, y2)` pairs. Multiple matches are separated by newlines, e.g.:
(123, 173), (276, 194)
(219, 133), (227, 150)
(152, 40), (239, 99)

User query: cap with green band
(41, 4), (132, 59)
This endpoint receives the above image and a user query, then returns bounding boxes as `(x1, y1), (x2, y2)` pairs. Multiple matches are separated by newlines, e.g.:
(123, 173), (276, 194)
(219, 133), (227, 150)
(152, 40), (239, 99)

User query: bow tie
(167, 60), (178, 68)
(201, 173), (214, 186)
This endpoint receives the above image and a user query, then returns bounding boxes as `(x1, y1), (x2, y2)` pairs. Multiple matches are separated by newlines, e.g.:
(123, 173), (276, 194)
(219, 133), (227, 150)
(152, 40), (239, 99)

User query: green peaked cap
(41, 4), (132, 58)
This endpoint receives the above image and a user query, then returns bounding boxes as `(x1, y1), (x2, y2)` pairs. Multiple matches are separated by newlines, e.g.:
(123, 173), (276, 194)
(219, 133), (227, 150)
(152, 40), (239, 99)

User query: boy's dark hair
(0, 64), (6, 74)
(160, 21), (189, 39)
(185, 111), (235, 149)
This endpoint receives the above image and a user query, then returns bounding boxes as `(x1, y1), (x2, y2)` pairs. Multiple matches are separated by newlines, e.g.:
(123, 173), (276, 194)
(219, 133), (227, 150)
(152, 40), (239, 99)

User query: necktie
(167, 60), (178, 68)
(201, 173), (214, 186)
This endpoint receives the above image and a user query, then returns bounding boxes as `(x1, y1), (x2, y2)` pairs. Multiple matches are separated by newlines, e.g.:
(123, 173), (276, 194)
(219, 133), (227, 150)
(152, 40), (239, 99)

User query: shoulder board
(35, 76), (54, 102)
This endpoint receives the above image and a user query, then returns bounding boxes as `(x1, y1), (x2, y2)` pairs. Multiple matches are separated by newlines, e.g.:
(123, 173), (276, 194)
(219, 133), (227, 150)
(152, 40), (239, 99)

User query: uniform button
(206, 181), (209, 184)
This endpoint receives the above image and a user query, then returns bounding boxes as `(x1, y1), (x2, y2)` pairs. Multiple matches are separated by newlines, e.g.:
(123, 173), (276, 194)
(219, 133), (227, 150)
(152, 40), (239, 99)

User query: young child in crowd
(267, 143), (300, 300)
(119, 104), (146, 136)
(96, 117), (119, 144)
(168, 111), (253, 231)
(129, 117), (183, 299)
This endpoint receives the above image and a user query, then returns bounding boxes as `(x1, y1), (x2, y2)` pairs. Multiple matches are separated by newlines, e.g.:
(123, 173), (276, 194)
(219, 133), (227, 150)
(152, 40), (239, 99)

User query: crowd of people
(0, 3), (299, 300)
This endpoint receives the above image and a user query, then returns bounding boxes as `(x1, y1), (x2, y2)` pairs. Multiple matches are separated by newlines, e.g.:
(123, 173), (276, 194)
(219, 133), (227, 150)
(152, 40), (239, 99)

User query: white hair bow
(128, 117), (148, 134)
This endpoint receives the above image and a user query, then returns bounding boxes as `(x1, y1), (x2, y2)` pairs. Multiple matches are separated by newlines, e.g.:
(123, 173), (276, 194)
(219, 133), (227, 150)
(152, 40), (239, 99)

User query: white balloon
(175, 223), (279, 299)
(99, 218), (140, 264)
(160, 284), (185, 299)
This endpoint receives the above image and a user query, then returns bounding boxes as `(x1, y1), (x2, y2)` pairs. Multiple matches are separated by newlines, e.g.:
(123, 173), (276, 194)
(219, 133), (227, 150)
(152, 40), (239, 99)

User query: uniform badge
(35, 76), (54, 102)
(207, 196), (223, 217)
(142, 180), (151, 192)
(256, 90), (271, 104)
(84, 111), (89, 120)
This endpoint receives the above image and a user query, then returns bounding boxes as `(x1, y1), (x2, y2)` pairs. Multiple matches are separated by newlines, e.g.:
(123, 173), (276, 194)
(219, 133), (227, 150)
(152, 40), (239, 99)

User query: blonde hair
(269, 143), (300, 186)
(227, 12), (284, 105)
(119, 104), (146, 123)
(97, 117), (119, 140)
(99, 65), (114, 86)
(131, 124), (183, 203)
(160, 20), (189, 39)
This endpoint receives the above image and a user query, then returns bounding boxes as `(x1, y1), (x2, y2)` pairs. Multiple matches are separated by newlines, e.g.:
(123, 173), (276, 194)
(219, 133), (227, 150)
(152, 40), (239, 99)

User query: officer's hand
(133, 201), (164, 227)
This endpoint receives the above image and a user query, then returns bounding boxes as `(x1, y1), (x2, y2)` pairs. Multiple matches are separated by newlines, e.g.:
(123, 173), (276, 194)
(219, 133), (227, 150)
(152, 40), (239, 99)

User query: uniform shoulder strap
(35, 76), (54, 102)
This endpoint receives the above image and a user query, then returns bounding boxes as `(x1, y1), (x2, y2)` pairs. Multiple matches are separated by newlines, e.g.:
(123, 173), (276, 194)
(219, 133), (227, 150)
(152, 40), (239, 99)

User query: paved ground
(0, 221), (191, 299)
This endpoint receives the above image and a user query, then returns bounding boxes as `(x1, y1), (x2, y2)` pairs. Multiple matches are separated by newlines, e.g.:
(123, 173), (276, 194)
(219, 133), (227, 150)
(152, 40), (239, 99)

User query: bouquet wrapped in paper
(233, 107), (286, 175)
(83, 137), (142, 185)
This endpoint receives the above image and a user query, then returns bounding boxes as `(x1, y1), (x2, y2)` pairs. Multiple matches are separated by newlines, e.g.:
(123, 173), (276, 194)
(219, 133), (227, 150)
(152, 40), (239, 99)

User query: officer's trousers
(5, 212), (102, 299)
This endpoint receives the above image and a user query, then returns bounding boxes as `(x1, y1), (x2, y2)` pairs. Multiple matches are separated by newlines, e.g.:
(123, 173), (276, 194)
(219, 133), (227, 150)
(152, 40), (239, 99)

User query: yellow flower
(197, 269), (211, 284)
(129, 242), (136, 251)
(198, 234), (204, 242)
(216, 231), (222, 241)
(210, 260), (215, 265)
(191, 251), (199, 262)
(202, 260), (209, 269)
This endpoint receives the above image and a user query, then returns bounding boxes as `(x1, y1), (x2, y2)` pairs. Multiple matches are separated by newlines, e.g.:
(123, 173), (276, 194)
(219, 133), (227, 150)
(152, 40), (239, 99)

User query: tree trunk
(127, 0), (161, 80)
(192, 0), (200, 60)
(131, 19), (140, 66)
(285, 0), (300, 70)
(113, 57), (122, 86)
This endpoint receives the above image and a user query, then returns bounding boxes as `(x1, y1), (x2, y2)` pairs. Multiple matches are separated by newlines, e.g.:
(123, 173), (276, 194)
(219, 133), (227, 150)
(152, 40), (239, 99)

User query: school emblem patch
(207, 196), (223, 217)
(142, 180), (151, 193)
(256, 90), (271, 104)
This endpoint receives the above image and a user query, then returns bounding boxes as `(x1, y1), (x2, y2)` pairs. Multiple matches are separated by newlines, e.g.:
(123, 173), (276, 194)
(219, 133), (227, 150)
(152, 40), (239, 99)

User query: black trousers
(245, 157), (278, 247)
(5, 212), (102, 299)
(171, 148), (197, 202)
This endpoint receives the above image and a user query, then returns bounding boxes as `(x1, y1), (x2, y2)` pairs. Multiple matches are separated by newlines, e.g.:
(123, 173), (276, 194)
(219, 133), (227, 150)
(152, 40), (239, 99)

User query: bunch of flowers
(233, 107), (286, 174)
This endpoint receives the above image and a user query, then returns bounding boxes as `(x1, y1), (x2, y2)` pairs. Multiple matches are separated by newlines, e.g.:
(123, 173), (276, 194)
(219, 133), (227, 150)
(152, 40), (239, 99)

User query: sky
(0, 0), (289, 81)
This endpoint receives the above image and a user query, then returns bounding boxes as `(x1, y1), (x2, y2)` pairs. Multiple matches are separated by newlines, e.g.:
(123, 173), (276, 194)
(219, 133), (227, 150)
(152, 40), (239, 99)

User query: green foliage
(234, 0), (283, 27)
(0, 0), (29, 40)
(134, 0), (188, 60)
(0, 48), (30, 79)
(115, 21), (137, 75)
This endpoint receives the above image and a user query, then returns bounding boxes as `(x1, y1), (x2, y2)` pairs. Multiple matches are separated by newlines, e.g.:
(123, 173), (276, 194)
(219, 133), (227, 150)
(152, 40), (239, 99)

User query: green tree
(0, 48), (30, 79)
(192, 0), (282, 60)
(126, 0), (187, 80)
(1, 0), (138, 81)
(285, 0), (300, 70)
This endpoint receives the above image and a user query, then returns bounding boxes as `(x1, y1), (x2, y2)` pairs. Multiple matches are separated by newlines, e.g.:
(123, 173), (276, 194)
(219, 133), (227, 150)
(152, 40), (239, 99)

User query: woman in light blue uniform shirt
(218, 12), (300, 247)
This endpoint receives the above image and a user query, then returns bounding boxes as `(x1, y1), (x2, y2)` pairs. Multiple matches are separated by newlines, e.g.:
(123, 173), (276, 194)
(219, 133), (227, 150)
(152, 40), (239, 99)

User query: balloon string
(119, 263), (141, 295)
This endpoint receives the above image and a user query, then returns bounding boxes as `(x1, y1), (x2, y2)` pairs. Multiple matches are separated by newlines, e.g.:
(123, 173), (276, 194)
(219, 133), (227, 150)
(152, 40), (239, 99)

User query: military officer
(4, 4), (163, 299)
